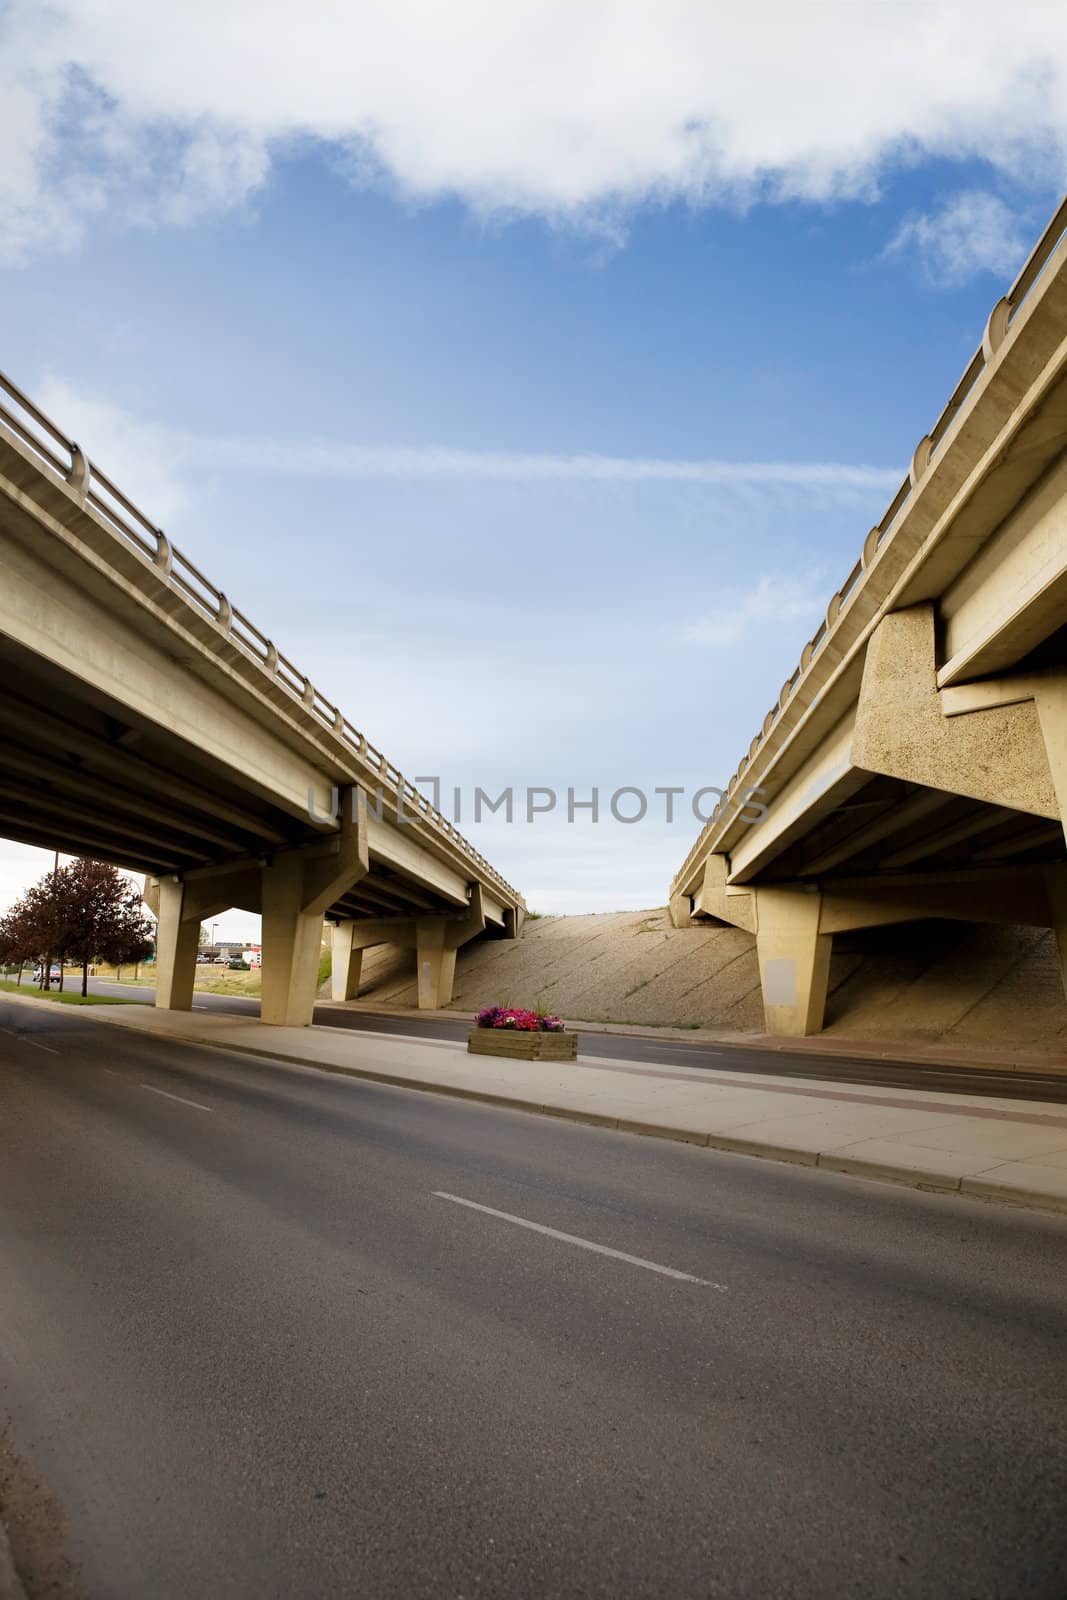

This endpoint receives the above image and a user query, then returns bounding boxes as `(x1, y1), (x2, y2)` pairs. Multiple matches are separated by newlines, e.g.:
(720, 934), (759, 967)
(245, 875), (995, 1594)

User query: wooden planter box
(467, 1028), (578, 1062)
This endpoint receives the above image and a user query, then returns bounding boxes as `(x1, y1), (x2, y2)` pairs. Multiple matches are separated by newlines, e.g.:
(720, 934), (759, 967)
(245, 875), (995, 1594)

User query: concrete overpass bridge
(670, 195), (1067, 1036)
(0, 373), (524, 1025)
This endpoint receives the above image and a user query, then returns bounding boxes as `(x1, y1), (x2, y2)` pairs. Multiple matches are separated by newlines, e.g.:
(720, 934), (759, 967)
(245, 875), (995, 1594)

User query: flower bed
(474, 1005), (565, 1032)
(468, 1005), (578, 1061)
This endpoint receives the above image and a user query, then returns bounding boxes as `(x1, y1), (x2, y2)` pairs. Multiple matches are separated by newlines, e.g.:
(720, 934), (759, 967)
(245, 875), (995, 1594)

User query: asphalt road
(3, 996), (1067, 1598)
(85, 975), (1067, 1104)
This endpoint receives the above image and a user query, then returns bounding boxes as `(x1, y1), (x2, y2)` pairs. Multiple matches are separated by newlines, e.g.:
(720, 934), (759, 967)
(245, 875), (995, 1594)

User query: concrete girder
(4, 810), (179, 875)
(817, 864), (1057, 934)
(938, 445), (1067, 686)
(796, 787), (952, 876)
(0, 689), (288, 845)
(877, 804), (1019, 869)
(0, 744), (248, 855)
(0, 777), (201, 863)
(0, 527), (338, 826)
(726, 710), (869, 885)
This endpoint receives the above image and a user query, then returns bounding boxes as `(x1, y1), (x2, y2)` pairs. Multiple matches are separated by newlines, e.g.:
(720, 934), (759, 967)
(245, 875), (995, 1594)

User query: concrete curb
(0, 1521), (27, 1600)
(324, 1002), (1067, 1078)
(14, 994), (1067, 1218)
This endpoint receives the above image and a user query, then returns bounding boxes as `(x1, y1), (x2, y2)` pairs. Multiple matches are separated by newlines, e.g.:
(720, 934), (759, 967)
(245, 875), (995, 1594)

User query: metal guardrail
(672, 190), (1067, 896)
(0, 368), (523, 905)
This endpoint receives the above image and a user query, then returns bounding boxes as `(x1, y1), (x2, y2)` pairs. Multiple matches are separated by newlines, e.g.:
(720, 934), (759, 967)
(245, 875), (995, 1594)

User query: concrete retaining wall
(352, 908), (1067, 1055)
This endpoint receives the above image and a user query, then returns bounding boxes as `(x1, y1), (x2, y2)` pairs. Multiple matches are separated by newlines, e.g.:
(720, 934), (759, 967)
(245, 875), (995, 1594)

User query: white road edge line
(433, 1191), (726, 1289)
(140, 1084), (212, 1112)
(0, 1027), (60, 1053)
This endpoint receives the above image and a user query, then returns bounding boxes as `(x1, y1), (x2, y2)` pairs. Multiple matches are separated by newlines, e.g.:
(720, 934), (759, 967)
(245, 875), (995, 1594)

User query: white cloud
(681, 573), (826, 647)
(36, 377), (192, 524)
(888, 189), (1031, 286)
(35, 375), (901, 501)
(2, 2), (1067, 260)
(202, 438), (902, 491)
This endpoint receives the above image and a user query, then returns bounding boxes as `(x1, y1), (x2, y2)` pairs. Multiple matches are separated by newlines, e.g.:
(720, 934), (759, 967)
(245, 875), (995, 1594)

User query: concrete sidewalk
(12, 995), (1067, 1215)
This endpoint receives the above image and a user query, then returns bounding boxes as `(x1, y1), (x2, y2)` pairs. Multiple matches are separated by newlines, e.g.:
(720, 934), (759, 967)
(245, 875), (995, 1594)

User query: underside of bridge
(0, 371), (524, 1028)
(0, 631), (476, 927)
(0, 632), (508, 1023)
(670, 200), (1067, 1038)
(674, 601), (1067, 1035)
(0, 637), (466, 924)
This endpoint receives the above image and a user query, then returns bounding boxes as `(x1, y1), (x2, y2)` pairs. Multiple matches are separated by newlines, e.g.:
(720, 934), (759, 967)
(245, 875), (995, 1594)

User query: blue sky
(1, 2), (1065, 930)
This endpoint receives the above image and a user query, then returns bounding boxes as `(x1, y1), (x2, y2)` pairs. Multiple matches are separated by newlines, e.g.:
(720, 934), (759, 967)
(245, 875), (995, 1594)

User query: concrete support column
(261, 856), (325, 1028)
(755, 887), (831, 1036)
(330, 920), (364, 1002)
(1034, 680), (1067, 843)
(668, 891), (695, 929)
(1047, 866), (1067, 1004)
(415, 918), (458, 1009)
(153, 876), (200, 1011)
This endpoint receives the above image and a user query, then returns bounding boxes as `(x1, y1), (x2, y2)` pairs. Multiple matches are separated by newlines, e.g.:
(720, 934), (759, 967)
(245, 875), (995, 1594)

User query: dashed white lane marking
(0, 1027), (60, 1053)
(432, 1191), (726, 1289)
(140, 1084), (212, 1112)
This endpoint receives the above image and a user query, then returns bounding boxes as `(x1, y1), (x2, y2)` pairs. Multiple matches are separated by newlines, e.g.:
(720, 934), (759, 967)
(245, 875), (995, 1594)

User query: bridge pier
(330, 921), (364, 1002)
(754, 887), (831, 1037)
(151, 876), (201, 1012)
(327, 884), (488, 1011)
(260, 856), (332, 1028)
(415, 919), (458, 1009)
(260, 791), (370, 1027)
(147, 787), (371, 1028)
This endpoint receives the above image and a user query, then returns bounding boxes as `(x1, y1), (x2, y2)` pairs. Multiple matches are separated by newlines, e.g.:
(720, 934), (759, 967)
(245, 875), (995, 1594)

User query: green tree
(54, 861), (154, 996)
(1, 861), (154, 996)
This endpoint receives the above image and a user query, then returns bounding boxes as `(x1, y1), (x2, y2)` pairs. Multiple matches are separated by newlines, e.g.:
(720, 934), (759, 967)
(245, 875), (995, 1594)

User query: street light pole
(43, 848), (60, 991)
